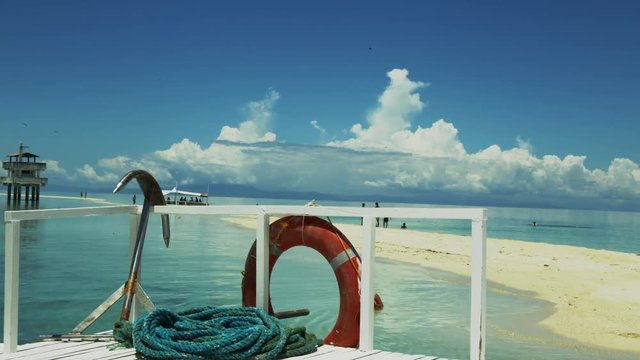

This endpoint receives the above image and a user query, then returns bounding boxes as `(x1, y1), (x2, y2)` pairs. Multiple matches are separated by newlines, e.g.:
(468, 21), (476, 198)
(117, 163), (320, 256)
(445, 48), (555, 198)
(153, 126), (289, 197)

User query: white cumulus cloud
(76, 164), (120, 184)
(43, 159), (71, 178)
(330, 69), (426, 151)
(329, 69), (466, 157)
(217, 89), (279, 143)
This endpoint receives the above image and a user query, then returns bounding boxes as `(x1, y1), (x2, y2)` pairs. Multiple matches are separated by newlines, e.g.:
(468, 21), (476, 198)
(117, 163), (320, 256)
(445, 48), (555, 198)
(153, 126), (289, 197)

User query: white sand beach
(39, 194), (108, 203)
(223, 216), (640, 354)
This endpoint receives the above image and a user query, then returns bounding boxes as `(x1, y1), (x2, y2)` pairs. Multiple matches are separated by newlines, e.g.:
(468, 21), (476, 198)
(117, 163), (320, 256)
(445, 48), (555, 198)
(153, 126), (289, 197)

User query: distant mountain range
(44, 182), (640, 211)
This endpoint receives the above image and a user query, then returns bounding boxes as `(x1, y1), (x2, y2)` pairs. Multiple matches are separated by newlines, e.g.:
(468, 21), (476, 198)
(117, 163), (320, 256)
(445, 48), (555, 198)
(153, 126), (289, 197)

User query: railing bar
(358, 216), (376, 351)
(4, 220), (20, 353)
(255, 212), (270, 310)
(154, 205), (486, 220)
(470, 211), (488, 360)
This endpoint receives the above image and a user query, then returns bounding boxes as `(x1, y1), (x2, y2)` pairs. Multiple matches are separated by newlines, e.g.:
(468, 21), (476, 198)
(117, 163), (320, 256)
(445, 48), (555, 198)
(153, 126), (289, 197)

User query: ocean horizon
(1, 192), (639, 359)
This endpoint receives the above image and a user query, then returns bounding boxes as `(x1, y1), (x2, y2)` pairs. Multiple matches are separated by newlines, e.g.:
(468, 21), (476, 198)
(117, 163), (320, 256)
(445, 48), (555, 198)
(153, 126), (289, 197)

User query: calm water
(1, 192), (638, 359)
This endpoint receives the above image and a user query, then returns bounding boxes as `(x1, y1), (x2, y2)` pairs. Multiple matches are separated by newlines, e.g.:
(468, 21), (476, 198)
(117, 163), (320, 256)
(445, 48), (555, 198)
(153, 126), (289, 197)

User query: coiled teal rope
(113, 306), (321, 359)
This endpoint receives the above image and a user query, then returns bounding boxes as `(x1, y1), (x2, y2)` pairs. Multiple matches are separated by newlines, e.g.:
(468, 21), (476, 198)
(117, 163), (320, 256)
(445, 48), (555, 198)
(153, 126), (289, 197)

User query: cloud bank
(57, 69), (640, 210)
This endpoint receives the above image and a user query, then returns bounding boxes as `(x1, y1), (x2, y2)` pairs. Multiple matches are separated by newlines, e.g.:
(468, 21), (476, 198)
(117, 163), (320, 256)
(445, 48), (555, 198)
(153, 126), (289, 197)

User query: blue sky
(1, 1), (639, 210)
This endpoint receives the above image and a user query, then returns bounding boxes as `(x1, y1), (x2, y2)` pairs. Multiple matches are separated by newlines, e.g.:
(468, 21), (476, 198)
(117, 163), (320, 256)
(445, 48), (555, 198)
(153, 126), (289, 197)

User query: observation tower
(2, 143), (48, 203)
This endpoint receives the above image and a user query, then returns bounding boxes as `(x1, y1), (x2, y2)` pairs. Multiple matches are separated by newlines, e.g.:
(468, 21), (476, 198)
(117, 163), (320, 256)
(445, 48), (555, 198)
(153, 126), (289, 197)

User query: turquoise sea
(1, 192), (639, 359)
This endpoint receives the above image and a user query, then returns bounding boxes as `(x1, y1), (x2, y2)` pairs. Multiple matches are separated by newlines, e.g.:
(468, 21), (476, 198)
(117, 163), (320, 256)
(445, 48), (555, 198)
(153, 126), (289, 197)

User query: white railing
(4, 204), (488, 360)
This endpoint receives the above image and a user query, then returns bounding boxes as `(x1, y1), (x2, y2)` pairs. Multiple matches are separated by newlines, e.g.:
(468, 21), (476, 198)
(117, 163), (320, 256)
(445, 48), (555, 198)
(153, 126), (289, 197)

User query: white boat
(162, 186), (209, 205)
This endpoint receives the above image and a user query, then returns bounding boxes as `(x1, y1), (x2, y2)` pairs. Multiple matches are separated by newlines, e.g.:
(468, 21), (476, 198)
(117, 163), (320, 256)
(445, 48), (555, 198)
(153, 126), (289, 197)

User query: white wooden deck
(4, 205), (482, 359)
(0, 341), (448, 360)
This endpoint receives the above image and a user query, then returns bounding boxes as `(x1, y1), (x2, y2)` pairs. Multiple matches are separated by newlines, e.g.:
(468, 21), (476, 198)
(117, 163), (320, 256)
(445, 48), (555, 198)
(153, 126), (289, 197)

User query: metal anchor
(67, 169), (170, 335)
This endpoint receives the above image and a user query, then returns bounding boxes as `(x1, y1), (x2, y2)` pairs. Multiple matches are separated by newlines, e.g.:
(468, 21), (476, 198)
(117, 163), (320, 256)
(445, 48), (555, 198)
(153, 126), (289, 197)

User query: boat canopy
(162, 187), (208, 198)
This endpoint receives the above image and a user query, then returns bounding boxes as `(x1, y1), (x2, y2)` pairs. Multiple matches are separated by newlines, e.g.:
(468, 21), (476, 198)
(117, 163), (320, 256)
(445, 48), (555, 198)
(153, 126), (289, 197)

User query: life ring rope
(273, 220), (290, 245)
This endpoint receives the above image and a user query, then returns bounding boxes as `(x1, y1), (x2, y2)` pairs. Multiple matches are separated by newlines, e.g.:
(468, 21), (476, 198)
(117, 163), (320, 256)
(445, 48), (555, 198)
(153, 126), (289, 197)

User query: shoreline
(1, 193), (106, 202)
(222, 216), (640, 354)
(38, 194), (108, 202)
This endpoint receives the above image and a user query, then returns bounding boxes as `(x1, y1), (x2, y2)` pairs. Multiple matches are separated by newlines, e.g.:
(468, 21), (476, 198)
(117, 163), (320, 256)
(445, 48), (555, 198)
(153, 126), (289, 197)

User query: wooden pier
(3, 204), (486, 359)
(1, 143), (47, 203)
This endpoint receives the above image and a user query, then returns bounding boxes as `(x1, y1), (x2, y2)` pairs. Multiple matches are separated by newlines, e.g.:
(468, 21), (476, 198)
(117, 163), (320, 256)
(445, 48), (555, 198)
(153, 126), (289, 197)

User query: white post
(358, 216), (376, 351)
(470, 212), (488, 360)
(255, 212), (270, 310)
(4, 220), (20, 353)
(129, 210), (141, 321)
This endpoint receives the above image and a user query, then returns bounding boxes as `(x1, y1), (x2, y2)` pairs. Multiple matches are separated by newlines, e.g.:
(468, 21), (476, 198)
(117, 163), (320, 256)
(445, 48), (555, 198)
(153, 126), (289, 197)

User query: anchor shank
(120, 199), (151, 320)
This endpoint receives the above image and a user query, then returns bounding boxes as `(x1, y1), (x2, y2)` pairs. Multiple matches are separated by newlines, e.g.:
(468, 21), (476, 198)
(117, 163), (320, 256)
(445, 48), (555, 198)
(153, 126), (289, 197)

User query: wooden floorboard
(0, 342), (448, 359)
(293, 344), (347, 358)
(358, 351), (435, 360)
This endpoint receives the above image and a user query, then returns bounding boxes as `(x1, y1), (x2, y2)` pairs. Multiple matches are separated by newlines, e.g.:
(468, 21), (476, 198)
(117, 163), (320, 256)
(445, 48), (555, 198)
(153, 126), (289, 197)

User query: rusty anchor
(68, 169), (170, 335)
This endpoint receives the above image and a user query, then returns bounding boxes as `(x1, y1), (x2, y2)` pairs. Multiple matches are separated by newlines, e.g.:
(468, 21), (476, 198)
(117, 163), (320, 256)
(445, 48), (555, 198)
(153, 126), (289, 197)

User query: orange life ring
(241, 215), (383, 348)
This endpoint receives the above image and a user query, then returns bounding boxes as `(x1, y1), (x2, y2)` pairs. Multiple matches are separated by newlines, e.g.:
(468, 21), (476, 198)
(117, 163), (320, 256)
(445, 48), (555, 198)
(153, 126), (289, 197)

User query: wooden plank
(0, 341), (108, 360)
(44, 342), (115, 360)
(0, 341), (90, 359)
(46, 342), (117, 360)
(5, 340), (65, 353)
(407, 355), (439, 360)
(63, 345), (135, 360)
(348, 350), (403, 359)
(356, 351), (434, 360)
(313, 348), (382, 360)
(88, 352), (137, 360)
(290, 344), (350, 358)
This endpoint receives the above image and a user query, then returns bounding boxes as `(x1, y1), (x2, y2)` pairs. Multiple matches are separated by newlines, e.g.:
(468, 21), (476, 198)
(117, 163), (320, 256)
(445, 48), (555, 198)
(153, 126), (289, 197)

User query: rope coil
(114, 306), (321, 359)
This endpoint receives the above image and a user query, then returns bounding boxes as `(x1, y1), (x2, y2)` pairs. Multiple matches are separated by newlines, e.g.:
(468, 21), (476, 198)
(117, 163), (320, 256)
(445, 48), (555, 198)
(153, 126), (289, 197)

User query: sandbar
(222, 216), (640, 354)
(1, 194), (129, 208)
(39, 194), (108, 203)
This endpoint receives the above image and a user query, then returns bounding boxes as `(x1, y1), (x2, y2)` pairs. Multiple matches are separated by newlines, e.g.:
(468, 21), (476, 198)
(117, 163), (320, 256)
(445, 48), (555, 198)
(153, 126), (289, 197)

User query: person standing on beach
(383, 217), (389, 228)
(361, 203), (365, 225)
(375, 202), (380, 227)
